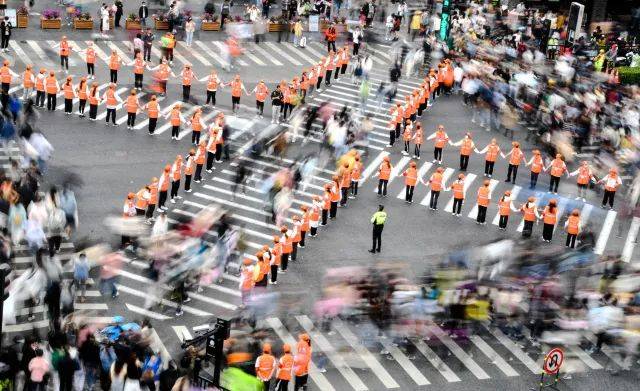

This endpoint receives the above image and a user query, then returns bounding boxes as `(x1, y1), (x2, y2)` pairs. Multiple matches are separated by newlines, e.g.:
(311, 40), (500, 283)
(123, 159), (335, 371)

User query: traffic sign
(543, 348), (564, 375)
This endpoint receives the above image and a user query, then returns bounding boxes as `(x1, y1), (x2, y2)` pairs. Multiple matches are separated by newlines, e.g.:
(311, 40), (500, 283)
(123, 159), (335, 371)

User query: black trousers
(484, 160), (495, 176)
(291, 242), (298, 261)
(256, 100), (264, 115)
(183, 85), (190, 101)
(145, 204), (156, 219)
(340, 187), (348, 206)
(372, 224), (383, 251)
(522, 220), (534, 238)
(206, 151), (216, 170)
(530, 172), (539, 189)
(603, 190), (616, 207)
(404, 140), (410, 153)
(0, 35), (9, 49)
(60, 55), (69, 70)
(270, 265), (278, 283)
(143, 45), (152, 61)
(321, 209), (328, 225)
(453, 198), (463, 215)
(171, 125), (180, 138)
(158, 190), (167, 208)
(499, 215), (509, 229)
(64, 98), (73, 113)
(429, 191), (440, 209)
(215, 146), (222, 162)
(350, 180), (358, 196)
(405, 185), (415, 202)
(542, 223), (554, 241)
(194, 164), (203, 182)
(377, 179), (388, 196)
(134, 73), (143, 88)
(389, 130), (395, 146)
(546, 176), (560, 193)
(353, 42), (360, 55)
(310, 226), (317, 236)
(506, 164), (519, 182)
(566, 233), (577, 248)
(127, 113), (136, 127)
(110, 69), (118, 83)
(47, 93), (57, 110)
(48, 235), (62, 258)
(106, 108), (116, 124)
(276, 379), (289, 391)
(329, 201), (338, 218)
(206, 90), (217, 105)
(36, 90), (45, 107)
(87, 63), (95, 76)
(460, 154), (469, 171)
(231, 96), (240, 112)
(316, 76), (323, 89)
(281, 253), (289, 271)
(89, 103), (98, 119)
(395, 123), (401, 138)
(327, 40), (336, 52)
(149, 118), (157, 134)
(79, 99), (87, 114)
(434, 147), (443, 161)
(325, 70), (333, 85)
(191, 131), (201, 145)
(171, 181), (179, 198)
(476, 205), (487, 223)
(414, 144), (421, 157)
(341, 64), (347, 75)
(300, 231), (306, 247)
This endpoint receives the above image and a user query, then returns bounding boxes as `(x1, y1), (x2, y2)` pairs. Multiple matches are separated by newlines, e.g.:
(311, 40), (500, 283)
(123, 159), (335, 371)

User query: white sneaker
(170, 199), (176, 203)
(176, 196), (183, 199)
(185, 189), (192, 193)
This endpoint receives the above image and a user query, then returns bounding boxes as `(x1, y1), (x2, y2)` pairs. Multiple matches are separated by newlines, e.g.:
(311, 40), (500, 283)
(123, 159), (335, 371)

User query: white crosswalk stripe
(492, 186), (521, 225)
(594, 210), (617, 254)
(468, 335), (518, 377)
(420, 167), (454, 207)
(372, 156), (410, 193)
(27, 40), (54, 66)
(265, 42), (302, 66)
(444, 173), (477, 213)
(85, 41), (110, 63)
(466, 179), (499, 218)
(427, 325), (490, 379)
(106, 41), (132, 64)
(621, 216), (640, 262)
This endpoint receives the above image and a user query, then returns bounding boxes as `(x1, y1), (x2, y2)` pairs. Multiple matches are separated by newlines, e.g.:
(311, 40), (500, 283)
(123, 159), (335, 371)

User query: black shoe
(368, 249), (376, 253)
(376, 249), (381, 253)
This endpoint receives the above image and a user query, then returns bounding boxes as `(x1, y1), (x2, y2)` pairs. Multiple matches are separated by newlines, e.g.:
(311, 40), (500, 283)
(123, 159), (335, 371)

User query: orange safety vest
(105, 89), (117, 106)
(567, 215), (580, 235)
(414, 129), (423, 145)
(133, 58), (145, 74)
(255, 354), (276, 381)
(404, 167), (417, 186)
(109, 54), (120, 71)
(45, 76), (58, 94)
(282, 234), (293, 254)
(160, 172), (170, 191)
(310, 205), (320, 222)
(434, 131), (448, 148)
(206, 134), (217, 153)
(0, 66), (12, 84)
(543, 207), (557, 225)
(351, 162), (362, 181)
(147, 101), (159, 118)
(35, 74), (45, 91)
(330, 183), (341, 202)
(59, 40), (70, 56)
(135, 189), (149, 209)
(271, 242), (282, 266)
(577, 166), (592, 185)
(63, 83), (74, 99)
(255, 84), (268, 102)
(322, 192), (331, 210)
(157, 64), (170, 80)
(549, 158), (566, 177)
(231, 80), (242, 97)
(191, 112), (202, 131)
(276, 354), (294, 381)
(477, 186), (490, 207)
(171, 161), (182, 181)
(340, 169), (351, 188)
(240, 266), (253, 291)
(451, 180), (464, 199)
(149, 183), (158, 205)
(509, 148), (523, 165)
(123, 200), (135, 218)
(498, 198), (511, 216)
(378, 163), (391, 180)
(182, 69), (193, 86)
(207, 74), (219, 90)
(126, 96), (139, 113)
(86, 48), (96, 64)
(195, 145), (206, 164)
(485, 144), (500, 162)
(185, 156), (195, 175)
(301, 212), (310, 232)
(77, 83), (87, 100)
(170, 108), (181, 126)
(293, 354), (310, 377)
(392, 106), (403, 123)
(460, 138), (473, 156)
(522, 203), (536, 222)
(530, 155), (544, 174)
(430, 173), (443, 191)
(403, 127), (413, 141)
(89, 87), (100, 105)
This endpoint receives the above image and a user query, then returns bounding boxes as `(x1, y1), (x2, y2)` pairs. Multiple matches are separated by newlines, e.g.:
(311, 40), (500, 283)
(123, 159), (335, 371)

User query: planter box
(126, 19), (142, 30)
(154, 19), (169, 30)
(109, 16), (114, 29)
(201, 21), (220, 31)
(268, 22), (286, 32)
(40, 18), (62, 29)
(73, 18), (94, 30)
(17, 14), (28, 28)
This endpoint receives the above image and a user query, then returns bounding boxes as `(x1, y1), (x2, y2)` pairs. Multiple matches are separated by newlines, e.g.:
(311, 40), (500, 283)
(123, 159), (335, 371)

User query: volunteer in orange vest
(412, 122), (424, 159)
(402, 120), (413, 156)
(226, 74), (248, 115)
(81, 42), (97, 79)
(87, 82), (100, 121)
(545, 153), (568, 194)
(294, 334), (312, 391)
(205, 69), (221, 106)
(205, 126), (220, 173)
(423, 167), (445, 210)
(309, 196), (322, 237)
(569, 161), (595, 202)
(350, 155), (362, 198)
(193, 140), (207, 183)
(375, 156), (392, 197)
(251, 80), (269, 118)
(340, 45), (350, 75)
(497, 190), (518, 230)
(564, 209), (582, 248)
(125, 89), (141, 129)
(402, 96), (412, 133)
(134, 186), (151, 216)
(299, 206), (310, 248)
(427, 124), (449, 164)
(541, 199), (558, 242)
(102, 83), (122, 126)
(324, 51), (336, 87)
(215, 113), (228, 162)
(325, 23), (337, 52)
(526, 149), (545, 189)
(418, 80), (430, 117)
(254, 250), (269, 287)
(127, 52), (146, 90)
(598, 167), (622, 209)
(321, 184), (331, 226)
(299, 71), (310, 104)
(186, 107), (203, 145)
(144, 95), (161, 135)
(45, 71), (60, 111)
(34, 68), (47, 108)
(157, 165), (171, 211)
(520, 196), (541, 238)
(183, 149), (195, 193)
(338, 163), (351, 206)
(239, 258), (254, 308)
(181, 64), (198, 101)
(451, 132), (475, 171)
(147, 59), (176, 96)
(122, 193), (136, 248)
(169, 155), (183, 203)
(165, 103), (186, 140)
(328, 176), (341, 218)
(0, 60), (18, 103)
(146, 177), (159, 222)
(291, 216), (302, 261)
(503, 141), (525, 183)
(55, 36), (71, 73)
(275, 344), (294, 391)
(21, 65), (35, 102)
(446, 173), (465, 216)
(280, 226), (293, 272)
(62, 76), (76, 115)
(76, 77), (88, 117)
(402, 161), (418, 203)
(108, 50), (121, 83)
(270, 236), (282, 284)
(477, 138), (502, 177)
(476, 179), (491, 224)
(255, 343), (276, 389)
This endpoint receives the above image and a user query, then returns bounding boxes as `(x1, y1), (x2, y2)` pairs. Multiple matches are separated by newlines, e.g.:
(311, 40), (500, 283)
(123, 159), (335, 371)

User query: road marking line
(266, 318), (336, 391)
(9, 41), (35, 67)
(202, 184), (304, 215)
(172, 325), (193, 341)
(180, 202), (275, 241)
(283, 43), (316, 65)
(378, 337), (430, 385)
(594, 210), (617, 254)
(192, 192), (291, 227)
(466, 179), (499, 218)
(303, 43), (324, 60)
(468, 335), (519, 377)
(155, 105), (198, 135)
(332, 319), (399, 388)
(106, 41), (132, 64)
(492, 186), (522, 225)
(195, 41), (227, 66)
(265, 42), (302, 66)
(580, 203), (594, 224)
(125, 303), (172, 320)
(444, 173), (477, 213)
(568, 346), (603, 370)
(396, 162), (434, 200)
(427, 325), (490, 379)
(483, 325), (539, 374)
(181, 44), (212, 66)
(360, 151), (389, 184)
(212, 41), (248, 66)
(85, 41), (110, 64)
(149, 328), (172, 367)
(621, 216), (640, 262)
(420, 167), (454, 206)
(296, 315), (368, 391)
(242, 47), (266, 66)
(249, 43), (283, 66)
(116, 283), (214, 316)
(27, 40), (54, 66)
(171, 46), (191, 67)
(411, 339), (460, 382)
(95, 87), (130, 119)
(373, 156), (410, 193)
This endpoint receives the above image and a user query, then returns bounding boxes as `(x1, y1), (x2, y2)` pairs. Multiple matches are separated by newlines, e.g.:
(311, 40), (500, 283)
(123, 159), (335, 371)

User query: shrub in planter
(153, 13), (169, 30)
(41, 9), (61, 29)
(201, 13), (220, 31)
(126, 13), (141, 30)
(73, 11), (93, 29)
(17, 6), (28, 28)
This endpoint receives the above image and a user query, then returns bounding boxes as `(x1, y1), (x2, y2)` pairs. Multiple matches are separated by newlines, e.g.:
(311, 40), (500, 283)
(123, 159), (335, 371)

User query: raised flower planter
(17, 13), (28, 28)
(201, 21), (220, 31)
(126, 19), (142, 30)
(154, 17), (169, 30)
(73, 18), (94, 30)
(41, 18), (62, 29)
(268, 22), (287, 32)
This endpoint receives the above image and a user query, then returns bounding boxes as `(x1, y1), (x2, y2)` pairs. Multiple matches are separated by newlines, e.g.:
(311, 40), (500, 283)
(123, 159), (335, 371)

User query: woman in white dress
(101, 5), (110, 35)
